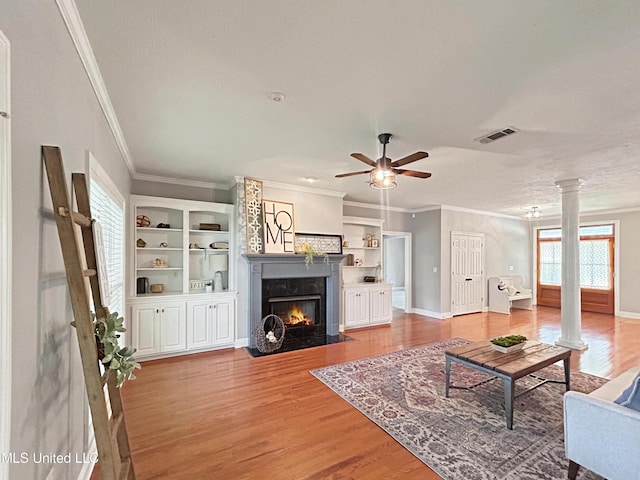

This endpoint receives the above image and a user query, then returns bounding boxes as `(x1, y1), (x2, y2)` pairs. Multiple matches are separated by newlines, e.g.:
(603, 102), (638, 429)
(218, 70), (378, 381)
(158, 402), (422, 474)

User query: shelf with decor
(340, 216), (390, 330)
(129, 195), (237, 361)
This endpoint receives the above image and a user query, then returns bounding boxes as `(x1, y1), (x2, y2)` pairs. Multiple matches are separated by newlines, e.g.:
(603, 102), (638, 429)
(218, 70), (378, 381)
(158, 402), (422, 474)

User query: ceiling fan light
(526, 207), (542, 219)
(369, 170), (397, 189)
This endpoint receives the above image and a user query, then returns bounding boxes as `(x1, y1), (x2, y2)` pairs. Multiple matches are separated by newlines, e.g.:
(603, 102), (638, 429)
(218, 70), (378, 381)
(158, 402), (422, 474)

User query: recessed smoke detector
(475, 127), (518, 144)
(269, 91), (286, 102)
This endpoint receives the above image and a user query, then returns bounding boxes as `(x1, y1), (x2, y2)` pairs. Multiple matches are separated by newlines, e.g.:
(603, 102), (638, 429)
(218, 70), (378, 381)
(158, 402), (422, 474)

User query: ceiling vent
(475, 127), (518, 144)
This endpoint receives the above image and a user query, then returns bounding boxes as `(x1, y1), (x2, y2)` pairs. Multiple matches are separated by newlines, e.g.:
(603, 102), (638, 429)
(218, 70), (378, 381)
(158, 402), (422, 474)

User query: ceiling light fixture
(269, 91), (285, 102)
(526, 206), (542, 219)
(304, 176), (318, 183)
(369, 168), (397, 189)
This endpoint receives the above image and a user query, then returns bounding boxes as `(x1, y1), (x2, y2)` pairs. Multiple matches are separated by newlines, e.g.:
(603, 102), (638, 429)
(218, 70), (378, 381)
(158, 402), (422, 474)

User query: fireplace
(243, 253), (347, 354)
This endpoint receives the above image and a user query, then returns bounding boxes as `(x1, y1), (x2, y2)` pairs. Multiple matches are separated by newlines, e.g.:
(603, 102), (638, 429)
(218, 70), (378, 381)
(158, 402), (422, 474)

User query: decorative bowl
(150, 284), (164, 294)
(491, 342), (525, 354)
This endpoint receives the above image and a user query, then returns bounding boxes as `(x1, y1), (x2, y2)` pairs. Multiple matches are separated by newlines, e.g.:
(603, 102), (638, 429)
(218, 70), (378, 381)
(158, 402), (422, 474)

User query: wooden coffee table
(444, 340), (571, 429)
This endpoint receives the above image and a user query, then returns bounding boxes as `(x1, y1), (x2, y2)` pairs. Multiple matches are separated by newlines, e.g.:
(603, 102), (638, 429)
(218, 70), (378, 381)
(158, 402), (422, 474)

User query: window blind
(90, 178), (124, 317)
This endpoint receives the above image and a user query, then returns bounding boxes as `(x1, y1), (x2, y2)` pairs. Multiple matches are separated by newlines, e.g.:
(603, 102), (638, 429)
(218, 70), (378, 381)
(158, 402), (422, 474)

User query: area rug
(310, 338), (607, 480)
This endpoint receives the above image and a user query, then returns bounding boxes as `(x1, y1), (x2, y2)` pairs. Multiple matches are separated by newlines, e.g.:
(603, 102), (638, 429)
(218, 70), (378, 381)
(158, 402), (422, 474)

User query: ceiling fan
(335, 133), (430, 189)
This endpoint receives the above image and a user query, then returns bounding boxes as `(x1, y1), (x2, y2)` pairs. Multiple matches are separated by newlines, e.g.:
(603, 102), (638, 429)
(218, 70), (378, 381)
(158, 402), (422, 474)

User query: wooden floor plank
(91, 306), (640, 480)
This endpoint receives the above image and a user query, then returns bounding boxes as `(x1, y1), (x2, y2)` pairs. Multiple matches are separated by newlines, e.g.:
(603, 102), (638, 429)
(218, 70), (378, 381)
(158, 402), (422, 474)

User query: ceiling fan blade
(335, 169), (373, 178)
(390, 151), (429, 168)
(351, 153), (377, 167)
(393, 168), (432, 179)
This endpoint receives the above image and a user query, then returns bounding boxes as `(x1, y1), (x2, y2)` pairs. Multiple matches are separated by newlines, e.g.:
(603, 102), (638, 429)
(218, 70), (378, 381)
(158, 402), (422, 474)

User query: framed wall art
(262, 200), (295, 253)
(294, 233), (343, 254)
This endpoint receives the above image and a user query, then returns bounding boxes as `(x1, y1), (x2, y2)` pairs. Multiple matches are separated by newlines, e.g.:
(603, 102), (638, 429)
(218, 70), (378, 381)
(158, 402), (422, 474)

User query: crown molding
(407, 205), (442, 214)
(56, 0), (135, 176)
(440, 204), (523, 220)
(133, 173), (230, 190)
(235, 177), (346, 198)
(579, 206), (640, 216)
(343, 200), (412, 213)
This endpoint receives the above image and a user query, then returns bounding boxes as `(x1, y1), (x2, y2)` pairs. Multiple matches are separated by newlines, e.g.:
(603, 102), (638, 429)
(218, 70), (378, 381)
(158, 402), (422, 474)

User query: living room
(2, 1), (640, 480)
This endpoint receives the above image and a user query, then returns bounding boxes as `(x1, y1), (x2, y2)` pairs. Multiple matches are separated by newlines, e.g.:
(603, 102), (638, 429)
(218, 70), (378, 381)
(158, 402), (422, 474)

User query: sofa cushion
(614, 372), (640, 411)
(590, 366), (640, 402)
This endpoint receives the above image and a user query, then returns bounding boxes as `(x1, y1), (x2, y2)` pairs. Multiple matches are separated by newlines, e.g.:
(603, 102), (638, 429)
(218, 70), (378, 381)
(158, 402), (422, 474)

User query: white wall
(1, 2), (131, 478)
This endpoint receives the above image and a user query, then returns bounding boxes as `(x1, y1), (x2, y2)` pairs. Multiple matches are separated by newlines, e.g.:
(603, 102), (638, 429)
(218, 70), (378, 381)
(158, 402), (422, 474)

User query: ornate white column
(555, 179), (587, 350)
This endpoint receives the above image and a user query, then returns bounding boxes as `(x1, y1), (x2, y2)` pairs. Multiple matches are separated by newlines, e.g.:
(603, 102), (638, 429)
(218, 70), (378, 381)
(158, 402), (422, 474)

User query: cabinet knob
(209, 305), (212, 309)
(156, 309), (159, 313)
(162, 308), (165, 313)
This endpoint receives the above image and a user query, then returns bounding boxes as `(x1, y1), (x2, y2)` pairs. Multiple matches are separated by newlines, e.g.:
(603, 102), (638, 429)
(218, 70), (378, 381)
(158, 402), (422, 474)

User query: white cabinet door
(370, 287), (392, 324)
(187, 300), (212, 349)
(131, 304), (160, 356)
(159, 302), (186, 353)
(380, 287), (393, 322)
(212, 298), (234, 345)
(344, 288), (370, 328)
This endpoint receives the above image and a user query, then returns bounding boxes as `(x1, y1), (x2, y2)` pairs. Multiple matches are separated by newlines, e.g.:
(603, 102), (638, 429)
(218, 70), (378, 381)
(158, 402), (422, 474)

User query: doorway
(383, 231), (412, 312)
(0, 28), (11, 480)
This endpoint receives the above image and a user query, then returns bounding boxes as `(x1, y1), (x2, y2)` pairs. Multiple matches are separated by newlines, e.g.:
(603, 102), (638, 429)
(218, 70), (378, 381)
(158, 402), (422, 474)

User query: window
(537, 224), (613, 289)
(89, 155), (125, 317)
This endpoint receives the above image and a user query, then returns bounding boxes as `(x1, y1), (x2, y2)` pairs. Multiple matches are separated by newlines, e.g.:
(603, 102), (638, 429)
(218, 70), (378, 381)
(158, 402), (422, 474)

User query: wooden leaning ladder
(43, 146), (136, 480)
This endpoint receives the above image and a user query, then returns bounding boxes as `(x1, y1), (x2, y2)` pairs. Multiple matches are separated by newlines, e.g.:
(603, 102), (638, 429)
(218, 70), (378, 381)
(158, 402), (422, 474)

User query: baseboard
(482, 306), (489, 312)
(441, 311), (453, 319)
(235, 337), (249, 348)
(413, 308), (447, 319)
(618, 311), (640, 320)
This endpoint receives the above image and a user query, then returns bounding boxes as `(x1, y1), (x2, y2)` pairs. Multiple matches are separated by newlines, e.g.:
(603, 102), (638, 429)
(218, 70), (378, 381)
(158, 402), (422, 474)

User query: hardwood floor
(93, 307), (640, 480)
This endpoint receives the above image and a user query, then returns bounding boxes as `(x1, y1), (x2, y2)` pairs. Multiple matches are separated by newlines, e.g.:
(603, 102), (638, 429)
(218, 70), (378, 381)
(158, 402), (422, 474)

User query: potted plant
(491, 334), (527, 353)
(298, 242), (329, 270)
(72, 311), (141, 387)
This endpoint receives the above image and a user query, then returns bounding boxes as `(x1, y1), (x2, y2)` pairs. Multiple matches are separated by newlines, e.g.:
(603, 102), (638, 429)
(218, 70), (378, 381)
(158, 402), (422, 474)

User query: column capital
(555, 178), (585, 192)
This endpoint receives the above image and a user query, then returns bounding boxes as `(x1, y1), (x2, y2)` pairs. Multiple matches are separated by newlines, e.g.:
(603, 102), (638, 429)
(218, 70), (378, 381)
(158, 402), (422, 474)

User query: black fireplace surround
(242, 254), (344, 351)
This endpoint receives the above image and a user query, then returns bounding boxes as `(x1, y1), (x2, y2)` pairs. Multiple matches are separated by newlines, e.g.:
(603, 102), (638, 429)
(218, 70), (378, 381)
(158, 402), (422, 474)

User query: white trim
(87, 151), (125, 205)
(343, 200), (413, 213)
(0, 29), (10, 480)
(580, 206), (640, 216)
(55, 0), (135, 176)
(412, 308), (451, 319)
(234, 337), (249, 348)
(343, 215), (384, 227)
(532, 219), (621, 315)
(235, 176), (346, 198)
(618, 311), (640, 320)
(408, 205), (441, 214)
(441, 204), (522, 220)
(76, 430), (97, 480)
(133, 172), (230, 191)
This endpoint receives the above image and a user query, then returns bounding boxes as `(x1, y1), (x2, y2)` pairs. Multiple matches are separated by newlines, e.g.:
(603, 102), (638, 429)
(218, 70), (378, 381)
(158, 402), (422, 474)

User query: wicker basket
(253, 314), (285, 353)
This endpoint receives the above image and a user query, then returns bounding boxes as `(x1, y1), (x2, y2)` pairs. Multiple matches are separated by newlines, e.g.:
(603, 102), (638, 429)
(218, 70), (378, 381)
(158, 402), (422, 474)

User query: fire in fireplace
(268, 294), (321, 331)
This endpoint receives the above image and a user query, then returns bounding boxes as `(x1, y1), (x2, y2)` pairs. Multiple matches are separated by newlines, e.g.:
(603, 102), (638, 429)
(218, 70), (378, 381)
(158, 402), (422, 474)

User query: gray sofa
(564, 366), (640, 480)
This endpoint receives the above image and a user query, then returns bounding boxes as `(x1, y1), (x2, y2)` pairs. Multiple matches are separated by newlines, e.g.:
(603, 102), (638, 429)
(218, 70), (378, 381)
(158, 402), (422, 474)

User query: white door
(159, 302), (186, 352)
(187, 300), (212, 349)
(451, 232), (484, 315)
(212, 298), (234, 345)
(132, 304), (160, 356)
(344, 288), (369, 327)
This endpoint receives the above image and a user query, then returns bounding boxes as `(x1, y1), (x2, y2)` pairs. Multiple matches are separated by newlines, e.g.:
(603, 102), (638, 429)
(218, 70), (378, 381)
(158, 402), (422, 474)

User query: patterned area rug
(310, 338), (607, 480)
